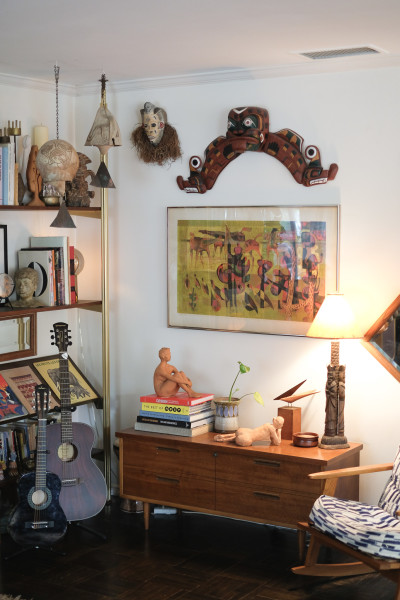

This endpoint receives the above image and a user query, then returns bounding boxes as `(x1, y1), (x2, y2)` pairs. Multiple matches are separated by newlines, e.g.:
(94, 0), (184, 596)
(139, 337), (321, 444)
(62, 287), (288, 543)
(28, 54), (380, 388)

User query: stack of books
(134, 392), (215, 437)
(17, 235), (77, 306)
(0, 140), (16, 206)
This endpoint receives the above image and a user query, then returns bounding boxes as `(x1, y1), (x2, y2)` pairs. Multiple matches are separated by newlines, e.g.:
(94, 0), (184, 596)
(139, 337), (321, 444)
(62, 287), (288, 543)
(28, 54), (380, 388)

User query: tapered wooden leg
(143, 502), (150, 530)
(297, 529), (306, 562)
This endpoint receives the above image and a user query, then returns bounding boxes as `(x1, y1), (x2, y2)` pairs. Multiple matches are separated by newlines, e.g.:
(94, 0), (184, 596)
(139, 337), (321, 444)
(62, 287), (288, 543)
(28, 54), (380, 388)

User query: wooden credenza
(116, 428), (362, 533)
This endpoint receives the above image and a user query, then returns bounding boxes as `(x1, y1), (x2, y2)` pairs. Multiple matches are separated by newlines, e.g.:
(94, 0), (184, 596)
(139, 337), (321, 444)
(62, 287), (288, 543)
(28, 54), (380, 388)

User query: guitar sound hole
(28, 487), (52, 510)
(58, 442), (78, 462)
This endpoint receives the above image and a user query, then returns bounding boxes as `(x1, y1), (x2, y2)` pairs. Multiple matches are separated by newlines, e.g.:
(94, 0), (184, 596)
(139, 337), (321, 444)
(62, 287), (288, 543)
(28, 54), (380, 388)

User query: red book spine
(139, 393), (214, 406)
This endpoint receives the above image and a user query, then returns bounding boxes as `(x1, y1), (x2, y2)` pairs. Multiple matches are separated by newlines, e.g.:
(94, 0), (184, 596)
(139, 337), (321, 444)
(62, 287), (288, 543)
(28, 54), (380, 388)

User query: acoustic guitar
(46, 321), (107, 521)
(8, 384), (68, 547)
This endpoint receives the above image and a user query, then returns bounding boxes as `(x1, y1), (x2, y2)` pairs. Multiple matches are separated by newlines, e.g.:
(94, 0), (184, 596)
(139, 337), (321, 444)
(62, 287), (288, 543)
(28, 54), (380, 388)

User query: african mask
(141, 102), (166, 146)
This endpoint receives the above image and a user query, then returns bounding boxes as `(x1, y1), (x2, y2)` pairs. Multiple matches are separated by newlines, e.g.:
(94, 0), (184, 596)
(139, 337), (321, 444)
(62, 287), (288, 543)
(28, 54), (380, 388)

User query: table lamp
(306, 292), (359, 449)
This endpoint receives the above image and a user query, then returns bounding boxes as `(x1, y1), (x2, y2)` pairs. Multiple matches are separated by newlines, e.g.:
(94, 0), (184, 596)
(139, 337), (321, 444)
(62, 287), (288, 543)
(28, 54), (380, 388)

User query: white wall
(2, 65), (400, 504)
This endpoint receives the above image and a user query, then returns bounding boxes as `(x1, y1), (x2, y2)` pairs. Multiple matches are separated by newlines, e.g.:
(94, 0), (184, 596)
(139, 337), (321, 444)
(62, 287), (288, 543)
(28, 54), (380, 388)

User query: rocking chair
(292, 445), (400, 600)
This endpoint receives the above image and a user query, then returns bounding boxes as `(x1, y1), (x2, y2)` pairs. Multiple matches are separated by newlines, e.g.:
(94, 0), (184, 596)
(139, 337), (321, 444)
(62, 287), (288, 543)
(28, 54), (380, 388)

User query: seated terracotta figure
(153, 347), (201, 398)
(214, 416), (284, 447)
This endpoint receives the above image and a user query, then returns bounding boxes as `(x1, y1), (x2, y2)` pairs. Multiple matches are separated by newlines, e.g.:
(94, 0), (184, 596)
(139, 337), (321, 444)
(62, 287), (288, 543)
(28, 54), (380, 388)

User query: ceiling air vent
(299, 46), (381, 60)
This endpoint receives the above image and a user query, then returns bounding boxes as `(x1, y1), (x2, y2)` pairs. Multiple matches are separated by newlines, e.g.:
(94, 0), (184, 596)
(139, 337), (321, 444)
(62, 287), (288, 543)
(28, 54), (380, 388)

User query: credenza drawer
(216, 480), (315, 525)
(122, 437), (214, 479)
(122, 465), (215, 509)
(215, 452), (323, 495)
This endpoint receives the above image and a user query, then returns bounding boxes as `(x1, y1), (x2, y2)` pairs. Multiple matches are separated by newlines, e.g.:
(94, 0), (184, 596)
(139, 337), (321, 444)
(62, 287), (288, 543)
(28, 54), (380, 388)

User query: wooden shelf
(0, 205), (100, 213)
(0, 300), (102, 318)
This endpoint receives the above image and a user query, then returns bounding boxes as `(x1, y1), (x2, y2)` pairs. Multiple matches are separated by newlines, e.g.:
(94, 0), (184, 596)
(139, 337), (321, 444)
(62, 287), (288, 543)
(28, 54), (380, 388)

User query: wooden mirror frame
(0, 312), (37, 362)
(362, 294), (400, 383)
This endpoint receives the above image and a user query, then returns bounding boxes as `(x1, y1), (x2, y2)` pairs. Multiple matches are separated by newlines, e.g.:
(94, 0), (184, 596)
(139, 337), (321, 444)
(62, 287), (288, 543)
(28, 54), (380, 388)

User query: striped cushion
(310, 495), (400, 559)
(379, 446), (400, 517)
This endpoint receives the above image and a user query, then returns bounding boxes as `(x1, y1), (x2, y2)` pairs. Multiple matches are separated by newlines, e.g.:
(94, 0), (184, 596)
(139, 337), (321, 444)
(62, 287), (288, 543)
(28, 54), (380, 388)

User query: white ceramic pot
(213, 397), (240, 433)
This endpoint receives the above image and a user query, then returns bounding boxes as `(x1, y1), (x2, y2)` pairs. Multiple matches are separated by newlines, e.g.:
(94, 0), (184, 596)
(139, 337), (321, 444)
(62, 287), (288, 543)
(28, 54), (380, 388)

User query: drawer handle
(156, 475), (179, 485)
(254, 459), (280, 468)
(156, 446), (180, 453)
(253, 491), (280, 501)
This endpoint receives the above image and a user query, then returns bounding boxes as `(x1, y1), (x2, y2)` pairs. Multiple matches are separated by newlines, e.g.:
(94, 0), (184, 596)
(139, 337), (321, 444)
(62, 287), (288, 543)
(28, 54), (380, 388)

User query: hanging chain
(54, 64), (60, 140)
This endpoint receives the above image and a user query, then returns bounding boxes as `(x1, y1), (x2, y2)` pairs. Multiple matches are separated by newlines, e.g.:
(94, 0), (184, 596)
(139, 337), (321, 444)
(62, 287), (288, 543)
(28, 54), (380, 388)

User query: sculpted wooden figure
(214, 416), (284, 447)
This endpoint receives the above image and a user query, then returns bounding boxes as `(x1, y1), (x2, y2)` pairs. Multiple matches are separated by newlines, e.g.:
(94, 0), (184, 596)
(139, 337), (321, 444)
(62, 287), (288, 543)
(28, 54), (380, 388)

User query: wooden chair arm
(308, 462), (393, 497)
(309, 462), (393, 480)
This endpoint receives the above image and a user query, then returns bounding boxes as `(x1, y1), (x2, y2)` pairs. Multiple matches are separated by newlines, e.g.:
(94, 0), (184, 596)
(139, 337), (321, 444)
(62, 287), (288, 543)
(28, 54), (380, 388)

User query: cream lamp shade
(306, 292), (360, 340)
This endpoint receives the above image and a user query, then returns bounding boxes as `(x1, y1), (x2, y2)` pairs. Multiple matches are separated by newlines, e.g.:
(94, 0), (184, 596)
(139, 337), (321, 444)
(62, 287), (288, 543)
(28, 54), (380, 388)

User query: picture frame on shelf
(0, 224), (8, 273)
(0, 313), (37, 362)
(0, 362), (57, 414)
(0, 372), (28, 421)
(32, 354), (101, 406)
(167, 205), (339, 336)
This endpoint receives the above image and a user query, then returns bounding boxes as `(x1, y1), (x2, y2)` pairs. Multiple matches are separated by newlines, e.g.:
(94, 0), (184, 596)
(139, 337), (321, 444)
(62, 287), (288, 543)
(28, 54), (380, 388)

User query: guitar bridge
(25, 521), (55, 529)
(62, 478), (83, 487)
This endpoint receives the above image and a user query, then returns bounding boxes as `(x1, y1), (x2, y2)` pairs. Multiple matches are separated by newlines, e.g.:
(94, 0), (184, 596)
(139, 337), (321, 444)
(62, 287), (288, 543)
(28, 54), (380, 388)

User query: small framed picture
(0, 372), (28, 421)
(32, 355), (101, 406)
(0, 363), (58, 413)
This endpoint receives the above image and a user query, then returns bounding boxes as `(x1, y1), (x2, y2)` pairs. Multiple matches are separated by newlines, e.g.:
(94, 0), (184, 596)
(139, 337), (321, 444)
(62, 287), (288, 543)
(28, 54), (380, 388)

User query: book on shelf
(139, 407), (215, 422)
(30, 235), (71, 305)
(70, 245), (77, 303)
(18, 248), (56, 306)
(0, 142), (15, 206)
(137, 414), (215, 429)
(140, 401), (212, 415)
(140, 391), (214, 406)
(134, 420), (214, 437)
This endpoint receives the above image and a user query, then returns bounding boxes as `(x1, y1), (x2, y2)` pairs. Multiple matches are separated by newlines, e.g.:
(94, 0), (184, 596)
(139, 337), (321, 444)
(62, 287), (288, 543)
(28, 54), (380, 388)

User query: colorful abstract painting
(168, 206), (338, 336)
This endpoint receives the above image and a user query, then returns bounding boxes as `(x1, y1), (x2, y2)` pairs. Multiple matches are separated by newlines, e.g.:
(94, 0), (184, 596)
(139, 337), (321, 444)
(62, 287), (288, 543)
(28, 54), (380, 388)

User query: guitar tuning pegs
(69, 341), (72, 346)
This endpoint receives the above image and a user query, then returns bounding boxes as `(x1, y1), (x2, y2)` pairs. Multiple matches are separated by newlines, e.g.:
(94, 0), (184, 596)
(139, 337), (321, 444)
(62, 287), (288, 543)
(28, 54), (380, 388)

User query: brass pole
(101, 153), (111, 501)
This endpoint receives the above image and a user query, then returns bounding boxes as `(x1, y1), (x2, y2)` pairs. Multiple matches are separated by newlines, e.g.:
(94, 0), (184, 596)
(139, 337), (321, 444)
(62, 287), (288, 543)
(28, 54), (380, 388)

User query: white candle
(33, 125), (48, 149)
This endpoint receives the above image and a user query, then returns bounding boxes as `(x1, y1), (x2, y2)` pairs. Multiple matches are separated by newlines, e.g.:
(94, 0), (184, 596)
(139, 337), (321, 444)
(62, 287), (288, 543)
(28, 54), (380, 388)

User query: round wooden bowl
(292, 432), (319, 447)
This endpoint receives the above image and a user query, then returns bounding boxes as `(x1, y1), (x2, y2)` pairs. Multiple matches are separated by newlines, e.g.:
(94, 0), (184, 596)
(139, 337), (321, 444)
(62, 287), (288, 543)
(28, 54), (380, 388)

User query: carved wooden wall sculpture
(177, 106), (338, 194)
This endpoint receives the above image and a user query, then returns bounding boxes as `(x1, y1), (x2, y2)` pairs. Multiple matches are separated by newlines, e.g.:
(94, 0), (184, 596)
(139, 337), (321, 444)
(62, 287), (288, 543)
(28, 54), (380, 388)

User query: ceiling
(1, 0), (400, 92)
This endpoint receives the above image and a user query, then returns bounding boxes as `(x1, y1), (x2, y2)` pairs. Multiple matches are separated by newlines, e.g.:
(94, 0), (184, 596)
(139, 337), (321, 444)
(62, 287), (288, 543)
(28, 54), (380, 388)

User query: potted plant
(214, 361), (264, 433)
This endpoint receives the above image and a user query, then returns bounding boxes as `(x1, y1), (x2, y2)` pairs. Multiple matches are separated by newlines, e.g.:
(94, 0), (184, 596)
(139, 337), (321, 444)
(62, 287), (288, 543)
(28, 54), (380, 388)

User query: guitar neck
(59, 352), (73, 443)
(35, 417), (48, 490)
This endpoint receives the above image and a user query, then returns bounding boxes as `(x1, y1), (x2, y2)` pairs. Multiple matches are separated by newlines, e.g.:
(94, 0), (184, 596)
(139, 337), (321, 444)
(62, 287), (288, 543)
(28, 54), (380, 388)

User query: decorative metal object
(85, 73), (121, 188)
(35, 65), (78, 228)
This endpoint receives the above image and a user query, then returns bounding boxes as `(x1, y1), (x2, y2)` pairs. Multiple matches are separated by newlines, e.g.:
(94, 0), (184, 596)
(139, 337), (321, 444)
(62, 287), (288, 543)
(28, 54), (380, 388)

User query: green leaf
(254, 392), (264, 406)
(239, 362), (250, 374)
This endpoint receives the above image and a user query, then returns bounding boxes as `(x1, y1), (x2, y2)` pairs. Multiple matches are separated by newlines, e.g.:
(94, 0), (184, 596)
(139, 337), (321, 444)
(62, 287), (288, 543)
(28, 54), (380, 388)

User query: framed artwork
(32, 355), (101, 406)
(0, 372), (28, 421)
(0, 363), (58, 413)
(0, 225), (8, 273)
(168, 205), (339, 336)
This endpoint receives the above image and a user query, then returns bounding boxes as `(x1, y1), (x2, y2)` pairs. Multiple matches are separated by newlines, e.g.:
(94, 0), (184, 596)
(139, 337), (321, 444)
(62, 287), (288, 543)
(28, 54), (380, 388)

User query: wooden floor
(0, 497), (396, 600)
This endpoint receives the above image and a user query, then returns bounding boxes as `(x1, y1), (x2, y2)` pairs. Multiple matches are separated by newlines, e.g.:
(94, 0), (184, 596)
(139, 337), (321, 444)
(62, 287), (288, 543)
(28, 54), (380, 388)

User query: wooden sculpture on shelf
(273, 379), (319, 441)
(131, 101), (182, 166)
(214, 416), (284, 447)
(153, 347), (201, 398)
(65, 152), (95, 207)
(177, 106), (338, 194)
(26, 144), (44, 206)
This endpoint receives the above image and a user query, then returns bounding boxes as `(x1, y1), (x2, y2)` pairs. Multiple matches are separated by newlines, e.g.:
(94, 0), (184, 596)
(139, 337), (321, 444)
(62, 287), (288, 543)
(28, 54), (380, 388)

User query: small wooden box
(278, 406), (301, 441)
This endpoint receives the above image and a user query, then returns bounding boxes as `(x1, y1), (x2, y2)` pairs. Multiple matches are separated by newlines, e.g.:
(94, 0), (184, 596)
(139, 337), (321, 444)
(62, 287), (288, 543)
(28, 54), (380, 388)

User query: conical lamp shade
(50, 201), (76, 229)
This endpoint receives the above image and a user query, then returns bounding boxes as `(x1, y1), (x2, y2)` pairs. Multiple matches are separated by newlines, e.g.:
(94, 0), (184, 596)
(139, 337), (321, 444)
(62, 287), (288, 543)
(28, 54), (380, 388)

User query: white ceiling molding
(1, 52), (400, 98)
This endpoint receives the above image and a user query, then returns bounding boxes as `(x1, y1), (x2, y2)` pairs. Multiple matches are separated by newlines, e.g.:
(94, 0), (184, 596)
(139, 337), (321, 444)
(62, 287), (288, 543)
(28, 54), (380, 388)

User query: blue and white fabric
(309, 446), (400, 560)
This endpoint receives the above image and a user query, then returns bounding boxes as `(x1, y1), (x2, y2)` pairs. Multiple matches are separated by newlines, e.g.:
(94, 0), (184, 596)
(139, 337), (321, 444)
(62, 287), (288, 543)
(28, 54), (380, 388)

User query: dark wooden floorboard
(0, 497), (396, 600)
